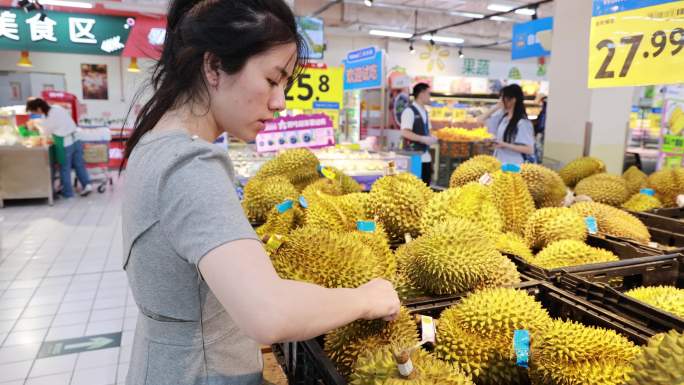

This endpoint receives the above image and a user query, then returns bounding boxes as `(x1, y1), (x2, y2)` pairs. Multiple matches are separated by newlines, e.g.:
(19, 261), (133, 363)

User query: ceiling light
(127, 57), (141, 73)
(487, 3), (514, 12)
(490, 16), (513, 22)
(451, 11), (485, 19)
(39, 0), (93, 8)
(369, 29), (413, 39)
(17, 51), (33, 68)
(364, 0), (373, 6)
(515, 8), (536, 16)
(421, 34), (464, 44)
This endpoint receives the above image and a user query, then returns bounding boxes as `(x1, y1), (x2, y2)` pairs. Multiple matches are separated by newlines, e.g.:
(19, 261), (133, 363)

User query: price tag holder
(585, 216), (598, 235)
(276, 200), (294, 214)
(513, 330), (530, 369)
(285, 67), (344, 110)
(588, 0), (684, 88)
(640, 188), (655, 196)
(357, 221), (377, 233)
(501, 163), (521, 173)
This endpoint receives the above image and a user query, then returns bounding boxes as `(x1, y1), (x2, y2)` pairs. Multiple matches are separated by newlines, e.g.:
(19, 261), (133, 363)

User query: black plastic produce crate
(557, 253), (684, 333)
(618, 210), (684, 253)
(508, 234), (657, 282)
(649, 206), (684, 219)
(276, 281), (653, 385)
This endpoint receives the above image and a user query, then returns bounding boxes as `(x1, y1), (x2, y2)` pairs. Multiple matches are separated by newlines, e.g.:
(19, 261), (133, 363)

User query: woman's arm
(496, 141), (534, 155)
(199, 239), (400, 345)
(476, 100), (503, 125)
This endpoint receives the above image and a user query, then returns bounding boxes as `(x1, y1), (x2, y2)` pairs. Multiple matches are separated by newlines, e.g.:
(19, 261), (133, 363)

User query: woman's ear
(203, 52), (220, 88)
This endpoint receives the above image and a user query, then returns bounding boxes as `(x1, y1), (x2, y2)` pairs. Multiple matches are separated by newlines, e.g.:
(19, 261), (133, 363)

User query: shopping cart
(77, 126), (113, 193)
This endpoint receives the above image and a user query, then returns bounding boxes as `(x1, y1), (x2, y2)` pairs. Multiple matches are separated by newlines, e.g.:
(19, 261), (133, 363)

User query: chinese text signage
(0, 8), (132, 55)
(512, 17), (553, 60)
(256, 114), (335, 153)
(588, 0), (684, 88)
(285, 66), (343, 110)
(343, 46), (384, 90)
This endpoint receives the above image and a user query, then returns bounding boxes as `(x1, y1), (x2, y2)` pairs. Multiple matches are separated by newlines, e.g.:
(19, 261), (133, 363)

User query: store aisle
(0, 178), (134, 385)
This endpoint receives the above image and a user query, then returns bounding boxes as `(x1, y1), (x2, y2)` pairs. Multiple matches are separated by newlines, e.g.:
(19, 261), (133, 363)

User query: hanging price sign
(285, 66), (344, 110)
(588, 0), (684, 88)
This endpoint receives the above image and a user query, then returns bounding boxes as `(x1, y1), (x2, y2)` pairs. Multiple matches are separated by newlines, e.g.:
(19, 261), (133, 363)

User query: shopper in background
(478, 84), (535, 165)
(400, 82), (438, 185)
(25, 98), (93, 197)
(121, 1), (400, 384)
(534, 94), (548, 163)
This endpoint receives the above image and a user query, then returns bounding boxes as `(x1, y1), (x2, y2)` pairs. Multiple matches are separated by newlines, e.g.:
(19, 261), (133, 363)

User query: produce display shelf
(557, 254), (684, 333)
(275, 281), (653, 385)
(509, 235), (657, 282)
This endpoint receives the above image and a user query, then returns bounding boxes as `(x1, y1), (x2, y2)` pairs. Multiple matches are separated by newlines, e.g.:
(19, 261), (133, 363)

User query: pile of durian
(624, 285), (684, 319)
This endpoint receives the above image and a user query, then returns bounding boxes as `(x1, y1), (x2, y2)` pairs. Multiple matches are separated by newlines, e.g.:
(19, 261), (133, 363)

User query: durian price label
(420, 315), (436, 344)
(357, 221), (377, 233)
(585, 216), (599, 235)
(640, 188), (656, 196)
(513, 330), (530, 368)
(588, 0), (684, 88)
(276, 200), (294, 213)
(285, 66), (344, 110)
(299, 196), (309, 208)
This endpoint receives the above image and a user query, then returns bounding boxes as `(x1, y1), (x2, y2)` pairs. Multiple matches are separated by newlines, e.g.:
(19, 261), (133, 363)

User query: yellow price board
(286, 67), (344, 110)
(588, 0), (684, 88)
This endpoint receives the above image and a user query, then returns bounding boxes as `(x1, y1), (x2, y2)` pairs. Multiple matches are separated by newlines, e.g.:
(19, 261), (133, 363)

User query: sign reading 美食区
(0, 8), (132, 55)
(588, 0), (684, 88)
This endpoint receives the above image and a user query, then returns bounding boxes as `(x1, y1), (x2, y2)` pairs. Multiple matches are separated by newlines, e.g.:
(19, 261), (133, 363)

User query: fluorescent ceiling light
(515, 8), (536, 16)
(490, 16), (513, 22)
(369, 29), (413, 39)
(487, 3), (514, 12)
(451, 11), (485, 19)
(40, 0), (93, 8)
(421, 35), (464, 44)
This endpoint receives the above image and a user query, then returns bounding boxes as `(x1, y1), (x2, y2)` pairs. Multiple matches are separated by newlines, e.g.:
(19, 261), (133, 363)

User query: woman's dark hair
(500, 84), (528, 143)
(412, 82), (430, 98)
(122, 0), (307, 166)
(26, 98), (51, 115)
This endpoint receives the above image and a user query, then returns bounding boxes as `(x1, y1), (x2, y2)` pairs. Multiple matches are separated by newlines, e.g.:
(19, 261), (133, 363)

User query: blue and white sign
(592, 0), (678, 16)
(343, 46), (384, 90)
(511, 17), (553, 60)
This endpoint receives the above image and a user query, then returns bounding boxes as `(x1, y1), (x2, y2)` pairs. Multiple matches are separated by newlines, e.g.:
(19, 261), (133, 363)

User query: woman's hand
(494, 141), (509, 149)
(357, 278), (401, 321)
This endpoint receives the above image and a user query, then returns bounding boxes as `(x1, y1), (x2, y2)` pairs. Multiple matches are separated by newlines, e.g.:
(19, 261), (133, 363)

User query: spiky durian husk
(523, 208), (588, 250)
(574, 173), (630, 206)
(449, 155), (501, 188)
(490, 171), (536, 236)
(558, 157), (606, 188)
(647, 167), (684, 207)
(570, 201), (651, 243)
(530, 240), (619, 269)
(496, 232), (534, 261)
(621, 193), (663, 212)
(367, 173), (434, 243)
(255, 205), (305, 241)
(241, 176), (299, 223)
(624, 286), (684, 319)
(520, 164), (568, 208)
(627, 330), (684, 385)
(253, 148), (320, 190)
(622, 166), (648, 196)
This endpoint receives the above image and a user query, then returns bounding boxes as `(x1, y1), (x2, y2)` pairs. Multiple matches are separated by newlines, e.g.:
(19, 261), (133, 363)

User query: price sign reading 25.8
(285, 67), (344, 110)
(588, 0), (684, 88)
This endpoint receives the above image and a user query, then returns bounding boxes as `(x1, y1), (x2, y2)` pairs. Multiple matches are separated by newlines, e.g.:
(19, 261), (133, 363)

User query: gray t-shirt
(122, 130), (262, 385)
(486, 110), (535, 165)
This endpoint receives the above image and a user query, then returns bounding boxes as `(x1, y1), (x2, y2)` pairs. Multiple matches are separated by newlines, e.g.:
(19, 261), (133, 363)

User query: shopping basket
(77, 126), (113, 193)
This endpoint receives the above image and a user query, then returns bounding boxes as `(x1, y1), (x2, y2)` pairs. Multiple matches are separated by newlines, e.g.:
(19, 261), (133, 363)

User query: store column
(545, 0), (634, 173)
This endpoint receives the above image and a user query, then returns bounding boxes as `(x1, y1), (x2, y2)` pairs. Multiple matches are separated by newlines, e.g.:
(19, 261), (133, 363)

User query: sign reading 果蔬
(588, 0), (684, 88)
(343, 46), (384, 90)
(0, 8), (132, 55)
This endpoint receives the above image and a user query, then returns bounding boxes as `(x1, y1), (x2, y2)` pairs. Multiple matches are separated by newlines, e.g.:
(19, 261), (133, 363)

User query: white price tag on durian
(420, 315), (436, 344)
(478, 172), (493, 186)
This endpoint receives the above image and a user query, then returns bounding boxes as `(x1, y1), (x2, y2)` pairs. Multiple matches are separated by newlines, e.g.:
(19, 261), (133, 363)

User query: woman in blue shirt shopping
(478, 84), (536, 165)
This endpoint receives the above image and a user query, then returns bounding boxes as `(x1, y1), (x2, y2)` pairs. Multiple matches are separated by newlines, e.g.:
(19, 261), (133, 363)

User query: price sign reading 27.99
(588, 0), (684, 88)
(285, 67), (344, 111)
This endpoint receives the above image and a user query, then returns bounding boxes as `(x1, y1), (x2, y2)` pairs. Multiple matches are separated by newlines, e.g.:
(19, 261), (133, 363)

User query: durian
(523, 208), (588, 250)
(530, 320), (639, 385)
(574, 173), (630, 206)
(302, 166), (363, 197)
(324, 308), (419, 377)
(254, 148), (320, 190)
(490, 170), (536, 235)
(520, 164), (568, 208)
(571, 201), (651, 243)
(241, 176), (299, 223)
(435, 288), (552, 384)
(305, 192), (371, 233)
(351, 346), (475, 385)
(420, 188), (463, 234)
(449, 155), (501, 188)
(622, 192), (663, 212)
(647, 167), (684, 207)
(627, 330), (684, 385)
(402, 220), (519, 295)
(622, 166), (648, 195)
(255, 203), (305, 241)
(368, 173), (433, 243)
(421, 184), (504, 235)
(558, 156), (606, 188)
(624, 286), (684, 319)
(496, 232), (534, 261)
(531, 239), (619, 269)
(301, 178), (346, 197)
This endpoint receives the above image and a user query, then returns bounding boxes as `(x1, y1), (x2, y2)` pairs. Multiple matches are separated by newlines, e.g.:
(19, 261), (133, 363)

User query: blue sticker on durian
(640, 188), (655, 196)
(513, 330), (530, 368)
(501, 163), (521, 173)
(357, 221), (377, 233)
(585, 216), (598, 234)
(276, 200), (294, 213)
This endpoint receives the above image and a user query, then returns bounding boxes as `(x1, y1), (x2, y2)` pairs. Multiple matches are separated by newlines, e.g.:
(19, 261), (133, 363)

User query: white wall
(0, 51), (154, 125)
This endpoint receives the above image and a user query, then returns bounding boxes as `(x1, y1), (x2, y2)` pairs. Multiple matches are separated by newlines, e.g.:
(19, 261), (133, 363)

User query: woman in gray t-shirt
(120, 1), (400, 384)
(479, 84), (536, 165)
